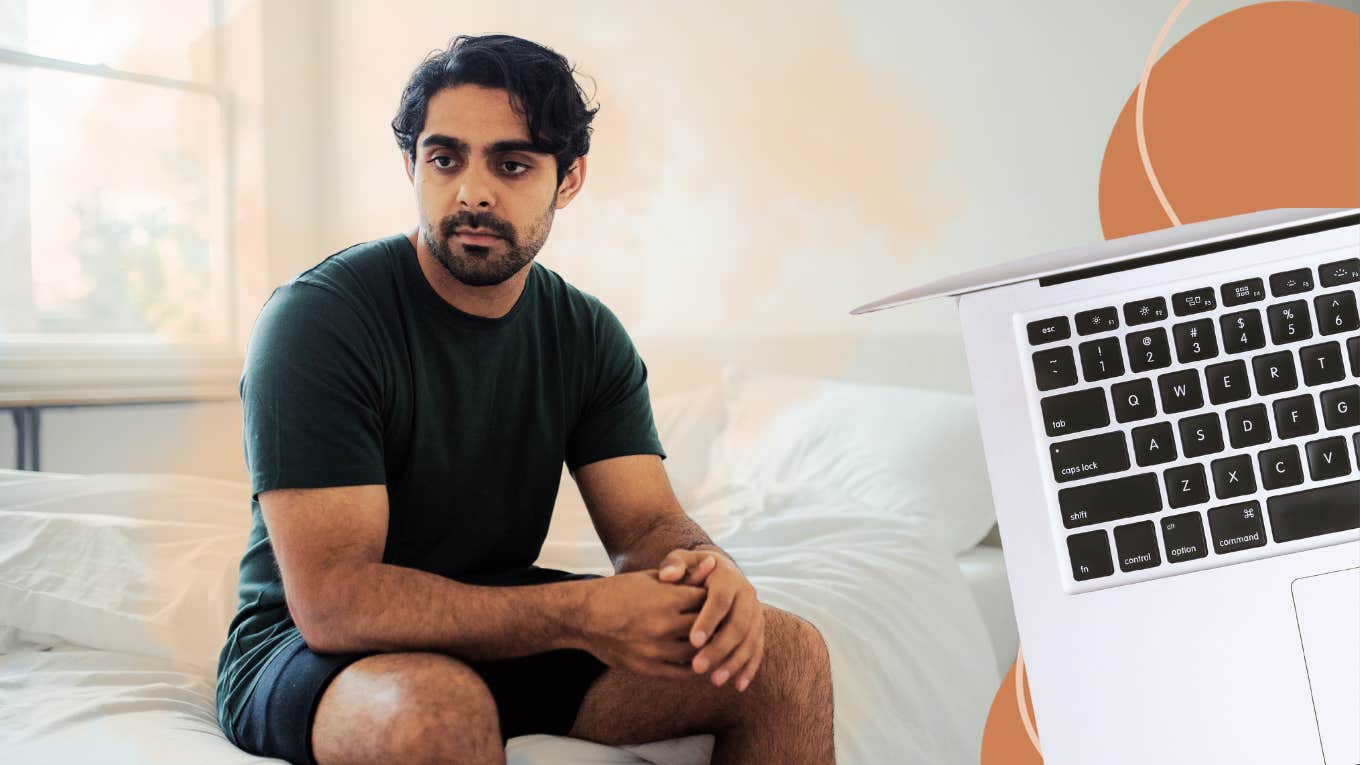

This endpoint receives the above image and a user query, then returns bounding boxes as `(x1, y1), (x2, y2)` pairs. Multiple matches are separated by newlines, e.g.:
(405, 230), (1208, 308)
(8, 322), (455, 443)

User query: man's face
(405, 84), (582, 287)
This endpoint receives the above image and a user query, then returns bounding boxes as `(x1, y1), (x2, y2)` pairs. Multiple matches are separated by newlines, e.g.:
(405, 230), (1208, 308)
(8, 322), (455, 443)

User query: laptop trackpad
(1293, 567), (1359, 765)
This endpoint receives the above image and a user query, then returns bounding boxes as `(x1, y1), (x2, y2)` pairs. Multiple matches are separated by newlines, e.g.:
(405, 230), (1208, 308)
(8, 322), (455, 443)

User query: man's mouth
(454, 230), (503, 246)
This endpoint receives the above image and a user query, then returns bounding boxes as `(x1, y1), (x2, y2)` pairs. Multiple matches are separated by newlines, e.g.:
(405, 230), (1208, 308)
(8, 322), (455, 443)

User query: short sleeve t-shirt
(214, 233), (665, 735)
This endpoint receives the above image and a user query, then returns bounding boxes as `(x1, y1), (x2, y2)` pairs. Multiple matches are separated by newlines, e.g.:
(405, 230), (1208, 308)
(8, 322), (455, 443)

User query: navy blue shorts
(230, 569), (608, 765)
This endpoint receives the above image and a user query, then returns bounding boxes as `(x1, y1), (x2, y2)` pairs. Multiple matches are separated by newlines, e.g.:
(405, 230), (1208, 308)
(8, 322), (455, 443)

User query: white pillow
(704, 365), (996, 554)
(0, 473), (246, 673)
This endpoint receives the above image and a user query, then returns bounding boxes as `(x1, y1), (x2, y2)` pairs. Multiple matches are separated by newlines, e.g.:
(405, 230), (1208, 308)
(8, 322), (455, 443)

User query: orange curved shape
(1100, 1), (1359, 239)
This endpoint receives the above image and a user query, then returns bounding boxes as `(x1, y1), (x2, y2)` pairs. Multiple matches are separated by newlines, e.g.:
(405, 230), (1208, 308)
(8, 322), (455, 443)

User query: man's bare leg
(310, 651), (504, 765)
(569, 606), (835, 764)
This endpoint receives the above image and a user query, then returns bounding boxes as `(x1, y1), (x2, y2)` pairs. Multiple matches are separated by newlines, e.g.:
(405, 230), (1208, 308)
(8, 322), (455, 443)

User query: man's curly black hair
(391, 34), (599, 186)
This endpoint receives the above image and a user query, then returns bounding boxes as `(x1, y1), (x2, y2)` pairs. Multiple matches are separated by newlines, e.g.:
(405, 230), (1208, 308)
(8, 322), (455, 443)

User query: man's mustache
(440, 214), (514, 241)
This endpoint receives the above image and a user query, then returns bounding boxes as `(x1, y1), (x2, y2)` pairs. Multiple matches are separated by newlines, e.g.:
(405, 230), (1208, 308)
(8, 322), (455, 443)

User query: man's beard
(423, 204), (552, 287)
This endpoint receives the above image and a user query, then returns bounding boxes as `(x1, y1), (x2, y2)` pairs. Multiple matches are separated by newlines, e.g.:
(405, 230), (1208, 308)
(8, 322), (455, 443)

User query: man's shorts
(230, 568), (609, 765)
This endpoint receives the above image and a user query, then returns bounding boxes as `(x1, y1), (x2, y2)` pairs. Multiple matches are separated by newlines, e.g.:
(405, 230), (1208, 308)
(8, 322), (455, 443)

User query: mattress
(954, 544), (1018, 676)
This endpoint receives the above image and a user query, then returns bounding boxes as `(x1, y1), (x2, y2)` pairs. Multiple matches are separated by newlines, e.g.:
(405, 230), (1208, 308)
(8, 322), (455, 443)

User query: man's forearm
(612, 510), (734, 574)
(298, 561), (589, 659)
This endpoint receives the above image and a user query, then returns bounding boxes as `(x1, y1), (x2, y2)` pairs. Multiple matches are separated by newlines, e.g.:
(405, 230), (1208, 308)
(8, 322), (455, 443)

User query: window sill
(0, 338), (242, 407)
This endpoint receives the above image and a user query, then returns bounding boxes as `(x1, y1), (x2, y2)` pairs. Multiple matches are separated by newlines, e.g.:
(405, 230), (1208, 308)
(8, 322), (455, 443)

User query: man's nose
(457, 164), (495, 209)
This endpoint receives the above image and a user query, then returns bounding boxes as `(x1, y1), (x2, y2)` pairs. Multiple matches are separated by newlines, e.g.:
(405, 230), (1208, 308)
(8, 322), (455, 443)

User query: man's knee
(751, 608), (832, 703)
(314, 652), (505, 765)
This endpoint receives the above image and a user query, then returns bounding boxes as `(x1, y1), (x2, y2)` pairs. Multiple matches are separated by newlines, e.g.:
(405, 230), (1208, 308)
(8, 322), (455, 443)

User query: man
(214, 34), (834, 765)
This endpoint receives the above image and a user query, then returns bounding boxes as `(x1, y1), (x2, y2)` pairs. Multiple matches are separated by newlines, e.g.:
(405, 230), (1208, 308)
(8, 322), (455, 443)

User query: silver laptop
(853, 208), (1359, 765)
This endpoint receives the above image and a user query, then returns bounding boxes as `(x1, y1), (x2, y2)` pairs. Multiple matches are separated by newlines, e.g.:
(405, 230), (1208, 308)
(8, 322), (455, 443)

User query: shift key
(1059, 473), (1162, 528)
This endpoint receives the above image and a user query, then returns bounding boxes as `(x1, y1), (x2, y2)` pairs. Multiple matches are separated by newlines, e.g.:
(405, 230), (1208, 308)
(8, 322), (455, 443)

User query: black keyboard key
(1258, 445), (1305, 490)
(1124, 297), (1169, 326)
(1067, 530), (1114, 581)
(1050, 432), (1130, 483)
(1161, 512), (1209, 563)
(1059, 473), (1162, 529)
(1208, 501), (1267, 554)
(1040, 388), (1110, 437)
(1076, 306), (1120, 335)
(1205, 360), (1251, 405)
(1300, 341), (1346, 386)
(1273, 394), (1318, 439)
(1350, 336), (1360, 377)
(1220, 310), (1266, 354)
(1114, 521), (1161, 572)
(1318, 258), (1360, 288)
(1269, 268), (1315, 297)
(1033, 346), (1078, 391)
(1172, 319), (1219, 363)
(1266, 300), (1312, 345)
(1315, 291), (1359, 336)
(1320, 385), (1359, 430)
(1078, 338), (1125, 382)
(1157, 369), (1205, 414)
(1225, 403), (1272, 449)
(1028, 316), (1071, 345)
(1132, 422), (1177, 466)
(1252, 351), (1298, 395)
(1112, 378), (1157, 422)
(1172, 287), (1218, 316)
(1211, 454), (1257, 499)
(1267, 480), (1360, 543)
(1179, 413), (1224, 458)
(1127, 328), (1172, 372)
(1222, 277), (1266, 306)
(1305, 436), (1353, 481)
(1164, 463), (1210, 508)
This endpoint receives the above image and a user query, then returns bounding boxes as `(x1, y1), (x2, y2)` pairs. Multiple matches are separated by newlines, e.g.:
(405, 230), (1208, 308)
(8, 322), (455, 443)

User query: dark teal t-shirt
(214, 233), (665, 735)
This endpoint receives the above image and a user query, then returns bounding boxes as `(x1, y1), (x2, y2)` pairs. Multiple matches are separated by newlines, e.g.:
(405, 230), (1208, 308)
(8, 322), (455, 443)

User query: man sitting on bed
(214, 33), (834, 765)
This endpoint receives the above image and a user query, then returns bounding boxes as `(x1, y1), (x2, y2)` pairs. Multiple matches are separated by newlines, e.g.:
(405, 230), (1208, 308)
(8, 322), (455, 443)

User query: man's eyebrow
(419, 134), (545, 156)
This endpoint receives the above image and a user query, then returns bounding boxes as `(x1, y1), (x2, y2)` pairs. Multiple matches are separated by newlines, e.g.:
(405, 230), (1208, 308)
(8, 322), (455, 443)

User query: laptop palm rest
(1292, 567), (1360, 765)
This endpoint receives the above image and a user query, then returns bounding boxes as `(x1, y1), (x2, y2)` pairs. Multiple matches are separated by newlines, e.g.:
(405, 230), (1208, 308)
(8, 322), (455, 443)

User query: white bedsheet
(0, 474), (1000, 764)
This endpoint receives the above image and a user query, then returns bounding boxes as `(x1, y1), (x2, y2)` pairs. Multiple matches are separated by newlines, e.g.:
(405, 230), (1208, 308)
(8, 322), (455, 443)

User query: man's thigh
(311, 651), (503, 765)
(568, 605), (827, 745)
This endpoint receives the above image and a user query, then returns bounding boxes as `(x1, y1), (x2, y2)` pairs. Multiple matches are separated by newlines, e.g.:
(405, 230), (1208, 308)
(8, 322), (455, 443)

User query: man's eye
(501, 161), (530, 175)
(431, 156), (457, 169)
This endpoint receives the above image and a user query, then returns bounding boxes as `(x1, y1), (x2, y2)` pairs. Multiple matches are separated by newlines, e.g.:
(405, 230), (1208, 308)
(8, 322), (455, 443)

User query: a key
(1225, 403), (1272, 449)
(1157, 369), (1205, 414)
(1299, 341), (1346, 386)
(1222, 277), (1266, 306)
(1132, 421), (1177, 466)
(1067, 530), (1114, 581)
(1207, 501), (1267, 554)
(1126, 327), (1172, 372)
(1076, 306), (1120, 335)
(1272, 394), (1318, 439)
(1258, 445), (1305, 490)
(1058, 473), (1162, 529)
(1164, 463), (1210, 508)
(1161, 512), (1209, 563)
(1205, 360), (1251, 405)
(1178, 413), (1224, 458)
(1114, 521), (1161, 572)
(1172, 287), (1218, 316)
(1039, 388), (1110, 437)
(1220, 310), (1266, 354)
(1211, 454), (1257, 499)
(1079, 337), (1125, 382)
(1050, 431), (1130, 483)
(1111, 378), (1157, 422)
(1305, 436), (1353, 481)
(1027, 316), (1071, 345)
(1173, 319), (1219, 363)
(1267, 300), (1313, 345)
(1314, 291), (1359, 336)
(1320, 385), (1359, 430)
(1267, 480), (1360, 543)
(1252, 351), (1298, 395)
(1124, 297), (1169, 326)
(1033, 346), (1078, 391)
(1318, 258), (1360, 288)
(1269, 268), (1315, 297)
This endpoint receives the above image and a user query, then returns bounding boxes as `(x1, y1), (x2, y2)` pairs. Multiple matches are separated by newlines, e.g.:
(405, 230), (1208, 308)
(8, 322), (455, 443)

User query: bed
(0, 351), (1018, 764)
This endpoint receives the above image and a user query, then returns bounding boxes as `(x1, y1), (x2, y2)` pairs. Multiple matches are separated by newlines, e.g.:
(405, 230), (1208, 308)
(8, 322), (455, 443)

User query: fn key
(1067, 529), (1114, 581)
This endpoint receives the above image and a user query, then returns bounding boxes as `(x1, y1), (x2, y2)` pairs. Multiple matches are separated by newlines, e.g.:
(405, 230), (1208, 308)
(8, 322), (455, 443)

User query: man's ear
(402, 151), (415, 184)
(554, 155), (587, 209)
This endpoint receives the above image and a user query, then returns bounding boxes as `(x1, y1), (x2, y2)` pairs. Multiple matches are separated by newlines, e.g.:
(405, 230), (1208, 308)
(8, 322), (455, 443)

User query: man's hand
(577, 570), (707, 679)
(658, 549), (764, 692)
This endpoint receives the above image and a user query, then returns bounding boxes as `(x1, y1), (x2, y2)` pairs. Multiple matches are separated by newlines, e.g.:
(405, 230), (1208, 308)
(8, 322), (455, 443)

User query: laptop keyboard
(1023, 255), (1360, 589)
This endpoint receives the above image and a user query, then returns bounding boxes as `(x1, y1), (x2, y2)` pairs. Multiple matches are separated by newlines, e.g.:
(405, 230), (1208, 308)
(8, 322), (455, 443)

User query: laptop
(852, 208), (1359, 764)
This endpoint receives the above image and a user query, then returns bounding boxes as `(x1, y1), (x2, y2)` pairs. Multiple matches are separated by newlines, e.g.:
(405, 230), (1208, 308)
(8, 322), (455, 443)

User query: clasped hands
(655, 548), (765, 693)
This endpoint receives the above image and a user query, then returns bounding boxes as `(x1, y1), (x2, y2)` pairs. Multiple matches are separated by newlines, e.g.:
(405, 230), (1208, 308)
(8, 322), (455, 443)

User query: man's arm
(573, 455), (765, 691)
(262, 483), (704, 678)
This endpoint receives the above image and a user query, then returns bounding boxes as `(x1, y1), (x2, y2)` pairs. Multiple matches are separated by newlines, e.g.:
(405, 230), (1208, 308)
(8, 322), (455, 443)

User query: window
(0, 0), (232, 346)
